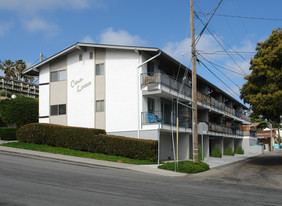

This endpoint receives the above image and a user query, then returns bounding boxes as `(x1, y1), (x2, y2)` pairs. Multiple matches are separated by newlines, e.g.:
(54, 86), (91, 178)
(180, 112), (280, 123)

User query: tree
(240, 27), (282, 143)
(0, 96), (38, 128)
(1, 60), (16, 79)
(14, 60), (26, 80)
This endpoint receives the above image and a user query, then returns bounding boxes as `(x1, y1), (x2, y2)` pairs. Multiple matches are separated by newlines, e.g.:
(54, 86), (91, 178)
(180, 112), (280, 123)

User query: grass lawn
(158, 160), (210, 173)
(1, 142), (156, 165)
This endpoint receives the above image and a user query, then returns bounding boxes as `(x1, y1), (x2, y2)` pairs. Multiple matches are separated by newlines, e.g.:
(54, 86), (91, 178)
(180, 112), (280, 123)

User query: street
(0, 151), (282, 206)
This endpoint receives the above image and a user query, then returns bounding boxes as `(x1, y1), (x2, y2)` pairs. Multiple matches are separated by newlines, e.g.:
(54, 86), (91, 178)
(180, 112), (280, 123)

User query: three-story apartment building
(25, 43), (255, 160)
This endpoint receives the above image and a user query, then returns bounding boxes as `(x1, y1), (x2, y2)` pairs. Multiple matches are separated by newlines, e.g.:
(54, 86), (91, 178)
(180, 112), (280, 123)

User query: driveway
(192, 150), (282, 189)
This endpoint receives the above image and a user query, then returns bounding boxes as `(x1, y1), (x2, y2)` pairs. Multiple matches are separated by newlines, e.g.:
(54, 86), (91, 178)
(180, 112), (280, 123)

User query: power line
(197, 52), (242, 89)
(195, 0), (223, 45)
(198, 59), (241, 97)
(197, 53), (246, 76)
(197, 12), (282, 21)
(194, 12), (248, 75)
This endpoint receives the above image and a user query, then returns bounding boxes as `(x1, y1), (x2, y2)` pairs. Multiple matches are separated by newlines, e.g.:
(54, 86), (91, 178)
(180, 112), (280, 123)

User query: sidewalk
(0, 141), (259, 176)
(0, 143), (185, 177)
(203, 153), (259, 168)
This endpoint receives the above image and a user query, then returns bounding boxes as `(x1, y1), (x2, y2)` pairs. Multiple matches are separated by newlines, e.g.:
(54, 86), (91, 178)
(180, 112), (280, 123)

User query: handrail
(141, 72), (250, 122)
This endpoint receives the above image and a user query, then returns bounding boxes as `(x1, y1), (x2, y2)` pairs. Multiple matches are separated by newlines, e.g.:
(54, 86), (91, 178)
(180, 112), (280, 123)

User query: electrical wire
(198, 59), (241, 97)
(194, 12), (248, 76)
(198, 12), (282, 21)
(197, 52), (242, 89)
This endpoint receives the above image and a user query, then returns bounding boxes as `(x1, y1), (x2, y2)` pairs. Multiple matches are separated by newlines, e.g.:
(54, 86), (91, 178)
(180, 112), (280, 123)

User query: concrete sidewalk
(0, 141), (259, 176)
(203, 153), (259, 168)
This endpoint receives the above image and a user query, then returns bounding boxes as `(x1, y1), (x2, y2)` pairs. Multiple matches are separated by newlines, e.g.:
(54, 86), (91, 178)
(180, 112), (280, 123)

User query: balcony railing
(141, 111), (192, 129)
(208, 123), (243, 136)
(141, 72), (192, 98)
(141, 72), (251, 122)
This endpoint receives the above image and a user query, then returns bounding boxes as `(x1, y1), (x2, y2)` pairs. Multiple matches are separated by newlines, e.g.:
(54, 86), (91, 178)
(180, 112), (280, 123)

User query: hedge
(17, 123), (158, 161)
(0, 96), (38, 128)
(0, 127), (17, 140)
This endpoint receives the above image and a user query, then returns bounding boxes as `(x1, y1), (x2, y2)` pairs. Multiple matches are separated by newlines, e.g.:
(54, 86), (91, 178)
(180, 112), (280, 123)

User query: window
(148, 98), (155, 114)
(50, 70), (66, 82)
(50, 104), (66, 116)
(79, 54), (83, 61)
(96, 63), (104, 75)
(89, 52), (94, 59)
(96, 100), (104, 112)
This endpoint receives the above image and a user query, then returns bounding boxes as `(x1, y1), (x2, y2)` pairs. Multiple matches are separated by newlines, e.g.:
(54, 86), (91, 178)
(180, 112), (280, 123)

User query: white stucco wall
(39, 64), (50, 84)
(105, 49), (141, 132)
(39, 85), (49, 117)
(67, 49), (95, 128)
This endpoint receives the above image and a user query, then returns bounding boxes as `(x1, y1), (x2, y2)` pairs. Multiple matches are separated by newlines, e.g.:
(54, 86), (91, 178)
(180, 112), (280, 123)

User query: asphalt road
(0, 151), (282, 206)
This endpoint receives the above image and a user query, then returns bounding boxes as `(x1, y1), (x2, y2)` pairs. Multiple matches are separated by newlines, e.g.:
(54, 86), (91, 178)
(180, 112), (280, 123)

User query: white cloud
(0, 21), (12, 36)
(99, 28), (146, 46)
(0, 0), (102, 13)
(81, 35), (95, 43)
(162, 34), (222, 65)
(22, 18), (59, 37)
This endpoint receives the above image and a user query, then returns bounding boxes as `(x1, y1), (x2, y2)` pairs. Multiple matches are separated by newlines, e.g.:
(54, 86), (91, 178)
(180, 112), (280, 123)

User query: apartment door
(161, 99), (172, 124)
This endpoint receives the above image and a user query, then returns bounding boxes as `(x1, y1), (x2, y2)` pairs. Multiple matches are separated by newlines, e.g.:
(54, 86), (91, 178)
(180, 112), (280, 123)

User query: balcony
(141, 72), (192, 98)
(141, 111), (192, 130)
(208, 123), (243, 137)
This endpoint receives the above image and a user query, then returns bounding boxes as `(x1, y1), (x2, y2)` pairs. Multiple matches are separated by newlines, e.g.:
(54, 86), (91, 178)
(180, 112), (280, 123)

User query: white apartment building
(25, 43), (259, 161)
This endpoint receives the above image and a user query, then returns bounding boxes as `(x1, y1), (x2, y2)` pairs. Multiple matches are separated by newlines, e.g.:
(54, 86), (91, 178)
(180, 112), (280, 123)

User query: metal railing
(208, 122), (243, 136)
(141, 72), (251, 122)
(141, 111), (192, 129)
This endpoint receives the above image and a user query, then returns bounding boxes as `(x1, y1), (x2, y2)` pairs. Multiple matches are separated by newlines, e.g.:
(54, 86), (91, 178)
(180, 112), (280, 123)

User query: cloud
(81, 35), (95, 43)
(162, 34), (222, 65)
(0, 0), (103, 13)
(99, 28), (146, 46)
(22, 18), (59, 37)
(0, 21), (12, 36)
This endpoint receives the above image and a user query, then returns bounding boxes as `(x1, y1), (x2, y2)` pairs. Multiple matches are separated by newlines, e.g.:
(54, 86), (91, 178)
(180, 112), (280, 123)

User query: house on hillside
(24, 42), (261, 160)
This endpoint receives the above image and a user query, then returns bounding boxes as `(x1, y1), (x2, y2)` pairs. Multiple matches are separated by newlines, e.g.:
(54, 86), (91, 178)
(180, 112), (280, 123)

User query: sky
(0, 0), (281, 104)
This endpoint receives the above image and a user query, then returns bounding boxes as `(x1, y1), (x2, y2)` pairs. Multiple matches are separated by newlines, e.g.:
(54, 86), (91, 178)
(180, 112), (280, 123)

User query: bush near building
(211, 144), (222, 158)
(0, 96), (38, 128)
(0, 127), (17, 140)
(224, 146), (234, 156)
(235, 146), (244, 154)
(17, 123), (158, 161)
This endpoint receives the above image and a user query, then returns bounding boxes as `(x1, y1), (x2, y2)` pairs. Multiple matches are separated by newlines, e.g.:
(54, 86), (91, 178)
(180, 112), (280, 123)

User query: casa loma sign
(71, 78), (91, 93)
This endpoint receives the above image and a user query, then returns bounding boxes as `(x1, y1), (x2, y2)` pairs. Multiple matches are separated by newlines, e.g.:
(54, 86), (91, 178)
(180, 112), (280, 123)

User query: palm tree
(2, 60), (15, 79)
(15, 60), (26, 80)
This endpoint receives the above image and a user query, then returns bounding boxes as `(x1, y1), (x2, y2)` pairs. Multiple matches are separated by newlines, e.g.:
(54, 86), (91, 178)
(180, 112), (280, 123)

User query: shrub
(0, 127), (17, 140)
(211, 144), (222, 158)
(0, 96), (38, 128)
(158, 160), (209, 173)
(235, 146), (244, 154)
(224, 146), (234, 156)
(190, 146), (203, 161)
(17, 123), (158, 161)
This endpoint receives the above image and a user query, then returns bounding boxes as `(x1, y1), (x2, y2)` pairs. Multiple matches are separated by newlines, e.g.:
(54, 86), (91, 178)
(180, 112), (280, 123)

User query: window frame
(96, 100), (104, 112)
(95, 63), (104, 76)
(50, 70), (66, 82)
(50, 104), (67, 116)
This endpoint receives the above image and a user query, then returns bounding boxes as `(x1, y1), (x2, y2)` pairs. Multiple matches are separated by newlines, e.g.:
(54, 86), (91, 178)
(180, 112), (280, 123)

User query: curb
(0, 146), (186, 177)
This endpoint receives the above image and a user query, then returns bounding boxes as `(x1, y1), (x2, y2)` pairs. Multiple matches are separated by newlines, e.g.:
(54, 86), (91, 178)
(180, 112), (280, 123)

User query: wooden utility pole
(190, 0), (198, 163)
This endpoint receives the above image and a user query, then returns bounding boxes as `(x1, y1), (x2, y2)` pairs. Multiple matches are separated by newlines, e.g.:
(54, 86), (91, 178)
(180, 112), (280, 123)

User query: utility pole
(190, 0), (198, 162)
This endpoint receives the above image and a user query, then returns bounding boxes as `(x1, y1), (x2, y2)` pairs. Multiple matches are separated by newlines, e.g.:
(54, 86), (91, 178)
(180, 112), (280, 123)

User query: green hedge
(211, 144), (222, 158)
(17, 123), (158, 161)
(235, 146), (244, 154)
(0, 127), (17, 140)
(224, 146), (234, 156)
